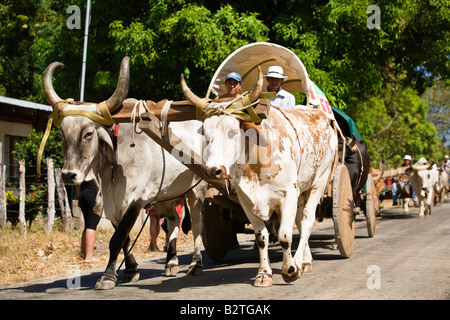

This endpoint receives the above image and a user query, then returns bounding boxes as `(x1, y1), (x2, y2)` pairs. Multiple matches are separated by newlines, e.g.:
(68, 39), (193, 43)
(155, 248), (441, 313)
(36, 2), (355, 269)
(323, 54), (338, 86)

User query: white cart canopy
(207, 42), (334, 119)
(207, 42), (310, 97)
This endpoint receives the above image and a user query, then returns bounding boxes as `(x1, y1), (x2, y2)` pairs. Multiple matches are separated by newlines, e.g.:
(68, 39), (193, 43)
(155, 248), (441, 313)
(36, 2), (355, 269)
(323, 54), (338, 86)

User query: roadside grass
(0, 217), (194, 288)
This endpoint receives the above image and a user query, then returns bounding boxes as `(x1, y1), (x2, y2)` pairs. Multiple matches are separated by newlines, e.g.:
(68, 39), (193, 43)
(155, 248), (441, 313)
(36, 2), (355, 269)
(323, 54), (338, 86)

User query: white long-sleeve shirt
(263, 87), (296, 108)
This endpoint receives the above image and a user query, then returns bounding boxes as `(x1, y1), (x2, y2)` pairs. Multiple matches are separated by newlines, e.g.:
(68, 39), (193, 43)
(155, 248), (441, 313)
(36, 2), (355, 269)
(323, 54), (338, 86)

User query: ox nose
(205, 166), (229, 180)
(61, 171), (79, 185)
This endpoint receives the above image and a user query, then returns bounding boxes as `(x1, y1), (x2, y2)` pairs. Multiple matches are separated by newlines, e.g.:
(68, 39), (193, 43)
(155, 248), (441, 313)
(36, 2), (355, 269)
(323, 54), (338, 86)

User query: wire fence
(0, 159), (74, 234)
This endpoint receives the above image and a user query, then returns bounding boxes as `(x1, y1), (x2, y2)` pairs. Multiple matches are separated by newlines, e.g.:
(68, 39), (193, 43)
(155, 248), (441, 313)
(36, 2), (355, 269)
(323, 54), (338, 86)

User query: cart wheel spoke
(333, 164), (355, 258)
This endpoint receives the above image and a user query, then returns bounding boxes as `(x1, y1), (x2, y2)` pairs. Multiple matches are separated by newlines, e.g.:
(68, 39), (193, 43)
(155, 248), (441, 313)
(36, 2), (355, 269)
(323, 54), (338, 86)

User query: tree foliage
(1, 0), (448, 167)
(13, 128), (64, 178)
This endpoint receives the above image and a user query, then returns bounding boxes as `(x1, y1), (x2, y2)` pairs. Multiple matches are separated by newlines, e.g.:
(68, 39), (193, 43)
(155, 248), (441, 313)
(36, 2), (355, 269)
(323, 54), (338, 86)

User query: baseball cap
(226, 72), (242, 83)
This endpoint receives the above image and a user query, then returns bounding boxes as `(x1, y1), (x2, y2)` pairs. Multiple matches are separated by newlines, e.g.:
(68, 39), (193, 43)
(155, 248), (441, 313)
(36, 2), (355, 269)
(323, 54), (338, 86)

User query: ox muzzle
(61, 169), (84, 185)
(205, 166), (230, 180)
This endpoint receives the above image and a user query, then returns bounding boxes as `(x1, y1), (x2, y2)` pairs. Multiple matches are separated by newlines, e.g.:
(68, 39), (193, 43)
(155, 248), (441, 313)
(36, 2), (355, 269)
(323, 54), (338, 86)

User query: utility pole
(79, 0), (91, 102)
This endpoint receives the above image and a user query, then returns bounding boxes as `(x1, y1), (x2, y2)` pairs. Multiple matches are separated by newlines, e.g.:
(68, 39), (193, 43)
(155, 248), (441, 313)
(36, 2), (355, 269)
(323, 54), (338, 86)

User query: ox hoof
(302, 263), (312, 273)
(253, 273), (273, 287)
(282, 265), (301, 283)
(187, 263), (203, 276)
(123, 270), (140, 283)
(94, 273), (117, 290)
(164, 264), (180, 277)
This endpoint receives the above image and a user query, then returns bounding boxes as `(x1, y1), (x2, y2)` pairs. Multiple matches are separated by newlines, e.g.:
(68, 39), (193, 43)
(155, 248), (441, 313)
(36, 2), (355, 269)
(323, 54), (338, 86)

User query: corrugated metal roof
(0, 96), (52, 112)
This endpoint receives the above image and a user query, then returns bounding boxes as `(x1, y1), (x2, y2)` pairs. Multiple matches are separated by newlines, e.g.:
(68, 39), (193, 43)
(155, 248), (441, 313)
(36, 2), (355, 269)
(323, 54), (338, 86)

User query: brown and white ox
(409, 158), (439, 217)
(43, 57), (207, 290)
(181, 67), (337, 287)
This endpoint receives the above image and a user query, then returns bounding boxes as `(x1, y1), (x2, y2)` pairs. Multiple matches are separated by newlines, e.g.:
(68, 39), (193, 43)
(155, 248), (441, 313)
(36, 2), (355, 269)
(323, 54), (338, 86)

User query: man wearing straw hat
(263, 66), (296, 109)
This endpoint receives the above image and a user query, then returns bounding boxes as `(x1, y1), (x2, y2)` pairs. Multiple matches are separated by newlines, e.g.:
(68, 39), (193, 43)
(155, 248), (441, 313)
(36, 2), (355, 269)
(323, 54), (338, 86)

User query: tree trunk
(45, 158), (55, 233)
(0, 164), (7, 228)
(55, 168), (72, 230)
(18, 159), (27, 236)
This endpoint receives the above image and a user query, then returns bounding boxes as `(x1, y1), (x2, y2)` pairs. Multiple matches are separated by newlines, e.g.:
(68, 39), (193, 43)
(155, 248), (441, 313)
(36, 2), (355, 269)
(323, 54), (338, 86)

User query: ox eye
(84, 131), (93, 139)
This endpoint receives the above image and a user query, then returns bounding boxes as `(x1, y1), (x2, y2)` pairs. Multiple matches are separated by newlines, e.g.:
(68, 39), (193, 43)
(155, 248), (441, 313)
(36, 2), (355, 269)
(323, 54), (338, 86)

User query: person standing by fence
(78, 180), (100, 261)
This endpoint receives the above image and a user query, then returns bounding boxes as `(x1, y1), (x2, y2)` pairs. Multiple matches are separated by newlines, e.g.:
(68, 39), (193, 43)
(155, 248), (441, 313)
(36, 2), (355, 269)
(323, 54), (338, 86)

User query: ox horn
(181, 74), (203, 107)
(411, 163), (429, 171)
(104, 56), (130, 113)
(43, 62), (65, 108)
(247, 66), (263, 104)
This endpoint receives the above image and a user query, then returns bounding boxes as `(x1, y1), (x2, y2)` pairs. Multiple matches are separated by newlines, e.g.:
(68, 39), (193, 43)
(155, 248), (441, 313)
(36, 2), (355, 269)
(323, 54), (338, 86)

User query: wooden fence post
(55, 168), (72, 230)
(18, 159), (27, 236)
(0, 164), (6, 228)
(45, 158), (55, 233)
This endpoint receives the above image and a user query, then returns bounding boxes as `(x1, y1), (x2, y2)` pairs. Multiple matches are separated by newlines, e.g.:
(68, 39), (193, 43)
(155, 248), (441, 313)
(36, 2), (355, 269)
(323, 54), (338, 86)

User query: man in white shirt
(263, 66), (296, 108)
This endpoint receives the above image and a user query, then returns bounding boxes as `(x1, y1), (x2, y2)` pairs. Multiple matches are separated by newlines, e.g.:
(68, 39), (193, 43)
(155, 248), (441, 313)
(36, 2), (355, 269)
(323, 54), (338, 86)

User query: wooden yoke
(110, 99), (271, 123)
(380, 167), (408, 179)
(110, 98), (270, 206)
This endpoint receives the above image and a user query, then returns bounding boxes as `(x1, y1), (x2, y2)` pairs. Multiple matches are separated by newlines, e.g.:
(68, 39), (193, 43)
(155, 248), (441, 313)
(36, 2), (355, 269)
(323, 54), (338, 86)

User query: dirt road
(1, 199), (449, 304)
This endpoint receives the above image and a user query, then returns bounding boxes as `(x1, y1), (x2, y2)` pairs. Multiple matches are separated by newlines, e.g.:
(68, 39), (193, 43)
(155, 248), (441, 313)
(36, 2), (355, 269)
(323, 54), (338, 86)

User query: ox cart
(112, 43), (372, 260)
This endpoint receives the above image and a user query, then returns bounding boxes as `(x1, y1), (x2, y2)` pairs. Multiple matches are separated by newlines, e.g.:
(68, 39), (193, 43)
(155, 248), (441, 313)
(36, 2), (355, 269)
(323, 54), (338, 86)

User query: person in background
(392, 155), (418, 206)
(263, 66), (296, 108)
(444, 155), (450, 190)
(148, 203), (184, 252)
(147, 208), (163, 252)
(78, 180), (100, 261)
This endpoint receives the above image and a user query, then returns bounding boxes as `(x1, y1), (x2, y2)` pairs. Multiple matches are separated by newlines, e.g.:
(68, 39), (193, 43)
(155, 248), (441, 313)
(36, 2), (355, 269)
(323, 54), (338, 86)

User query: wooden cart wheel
(201, 201), (233, 261)
(365, 173), (379, 238)
(332, 164), (355, 258)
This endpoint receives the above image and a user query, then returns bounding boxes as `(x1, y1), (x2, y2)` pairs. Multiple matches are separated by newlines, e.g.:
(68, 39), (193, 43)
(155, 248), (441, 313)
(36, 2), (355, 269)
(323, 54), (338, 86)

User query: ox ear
(240, 121), (268, 147)
(240, 121), (260, 133)
(97, 127), (117, 166)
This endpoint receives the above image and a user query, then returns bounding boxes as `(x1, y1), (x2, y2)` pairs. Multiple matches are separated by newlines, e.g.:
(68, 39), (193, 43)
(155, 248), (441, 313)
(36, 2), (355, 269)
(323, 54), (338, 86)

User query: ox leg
(416, 197), (425, 217)
(122, 235), (140, 283)
(186, 192), (204, 276)
(278, 201), (300, 284)
(425, 190), (433, 216)
(275, 190), (302, 284)
(246, 215), (272, 287)
(294, 194), (312, 273)
(402, 198), (410, 214)
(294, 184), (325, 274)
(165, 209), (181, 276)
(95, 201), (141, 290)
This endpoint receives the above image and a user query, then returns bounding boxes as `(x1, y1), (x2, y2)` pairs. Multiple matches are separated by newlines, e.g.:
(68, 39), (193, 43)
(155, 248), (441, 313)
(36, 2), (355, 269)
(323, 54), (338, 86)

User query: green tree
(423, 80), (450, 149)
(13, 128), (64, 182)
(1, 0), (448, 168)
(110, 2), (269, 100)
(356, 86), (441, 165)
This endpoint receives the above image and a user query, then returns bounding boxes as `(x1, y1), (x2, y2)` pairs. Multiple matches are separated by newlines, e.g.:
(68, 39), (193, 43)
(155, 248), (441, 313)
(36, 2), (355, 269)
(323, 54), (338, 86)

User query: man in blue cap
(215, 72), (242, 100)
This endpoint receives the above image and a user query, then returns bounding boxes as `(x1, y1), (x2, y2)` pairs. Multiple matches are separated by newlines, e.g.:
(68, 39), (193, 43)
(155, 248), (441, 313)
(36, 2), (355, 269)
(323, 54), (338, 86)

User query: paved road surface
(1, 199), (449, 304)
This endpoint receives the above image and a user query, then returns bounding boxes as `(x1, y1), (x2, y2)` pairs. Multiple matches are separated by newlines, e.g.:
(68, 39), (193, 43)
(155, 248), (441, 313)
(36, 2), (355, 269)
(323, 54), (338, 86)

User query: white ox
(435, 166), (448, 205)
(182, 67), (337, 287)
(409, 158), (439, 217)
(43, 57), (207, 290)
